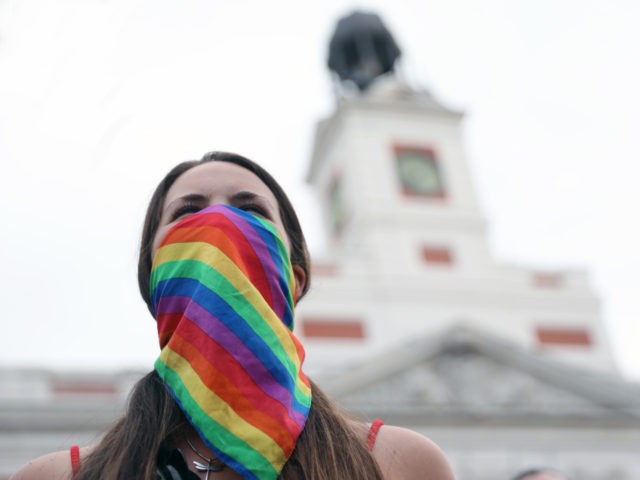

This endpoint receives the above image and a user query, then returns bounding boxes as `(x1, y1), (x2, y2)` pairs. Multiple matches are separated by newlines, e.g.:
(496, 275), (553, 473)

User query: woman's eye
(170, 204), (201, 221)
(240, 203), (269, 218)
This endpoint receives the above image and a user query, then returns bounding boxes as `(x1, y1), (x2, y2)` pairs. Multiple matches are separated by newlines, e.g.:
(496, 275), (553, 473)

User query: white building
(297, 77), (615, 378)
(0, 369), (139, 478)
(290, 13), (640, 477)
(294, 74), (640, 479)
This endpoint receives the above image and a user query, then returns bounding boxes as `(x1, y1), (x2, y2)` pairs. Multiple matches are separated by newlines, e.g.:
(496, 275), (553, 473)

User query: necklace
(185, 437), (226, 480)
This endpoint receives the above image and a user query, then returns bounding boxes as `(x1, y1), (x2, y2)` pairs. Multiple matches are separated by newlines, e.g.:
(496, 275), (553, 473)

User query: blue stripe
(153, 277), (310, 416)
(249, 217), (294, 327)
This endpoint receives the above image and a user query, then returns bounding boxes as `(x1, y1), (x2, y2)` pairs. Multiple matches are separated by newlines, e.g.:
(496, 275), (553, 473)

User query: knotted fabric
(150, 204), (311, 480)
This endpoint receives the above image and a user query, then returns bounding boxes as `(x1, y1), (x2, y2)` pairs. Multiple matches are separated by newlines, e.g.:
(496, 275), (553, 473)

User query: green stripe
(293, 381), (312, 408)
(152, 260), (301, 385)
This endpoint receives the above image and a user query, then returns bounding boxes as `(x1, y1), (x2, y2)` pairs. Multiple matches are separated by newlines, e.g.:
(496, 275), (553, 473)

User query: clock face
(396, 150), (444, 197)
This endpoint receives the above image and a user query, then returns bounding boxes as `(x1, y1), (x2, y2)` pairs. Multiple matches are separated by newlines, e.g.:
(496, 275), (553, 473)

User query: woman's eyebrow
(230, 191), (276, 209)
(165, 193), (208, 211)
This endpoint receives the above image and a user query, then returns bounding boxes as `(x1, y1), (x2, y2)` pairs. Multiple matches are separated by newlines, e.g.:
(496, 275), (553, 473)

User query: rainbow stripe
(150, 205), (311, 480)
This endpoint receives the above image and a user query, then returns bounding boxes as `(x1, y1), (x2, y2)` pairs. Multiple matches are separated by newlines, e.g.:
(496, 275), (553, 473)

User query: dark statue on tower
(327, 11), (402, 92)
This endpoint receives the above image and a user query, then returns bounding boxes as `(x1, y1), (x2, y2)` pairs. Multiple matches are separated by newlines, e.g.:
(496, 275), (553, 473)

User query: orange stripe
(163, 225), (251, 277)
(162, 223), (273, 304)
(291, 334), (309, 388)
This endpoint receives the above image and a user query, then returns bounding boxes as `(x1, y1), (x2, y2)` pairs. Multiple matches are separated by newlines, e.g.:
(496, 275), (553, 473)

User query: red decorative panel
(311, 262), (339, 276)
(536, 327), (592, 347)
(301, 318), (365, 339)
(533, 272), (564, 288)
(421, 246), (453, 265)
(51, 382), (118, 396)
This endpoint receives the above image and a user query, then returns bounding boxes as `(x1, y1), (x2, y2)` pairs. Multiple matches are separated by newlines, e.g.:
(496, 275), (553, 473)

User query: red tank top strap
(70, 445), (81, 476)
(367, 419), (384, 450)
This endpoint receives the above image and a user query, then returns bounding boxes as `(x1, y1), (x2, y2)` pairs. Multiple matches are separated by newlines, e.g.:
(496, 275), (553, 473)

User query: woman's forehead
(164, 161), (277, 208)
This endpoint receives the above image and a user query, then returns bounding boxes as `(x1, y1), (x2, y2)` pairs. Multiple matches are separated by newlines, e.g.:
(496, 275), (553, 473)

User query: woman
(12, 152), (455, 480)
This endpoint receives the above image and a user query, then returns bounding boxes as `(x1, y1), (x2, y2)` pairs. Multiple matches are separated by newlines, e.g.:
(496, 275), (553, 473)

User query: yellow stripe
(160, 347), (286, 469)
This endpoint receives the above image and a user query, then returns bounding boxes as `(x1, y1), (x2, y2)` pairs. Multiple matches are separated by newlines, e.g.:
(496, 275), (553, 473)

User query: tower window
(394, 145), (446, 198)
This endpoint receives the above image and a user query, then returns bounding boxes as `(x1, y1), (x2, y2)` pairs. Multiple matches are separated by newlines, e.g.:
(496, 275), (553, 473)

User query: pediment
(337, 348), (609, 415)
(319, 326), (640, 422)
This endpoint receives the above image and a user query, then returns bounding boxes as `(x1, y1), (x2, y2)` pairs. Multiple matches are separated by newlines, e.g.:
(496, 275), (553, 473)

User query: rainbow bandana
(150, 204), (312, 480)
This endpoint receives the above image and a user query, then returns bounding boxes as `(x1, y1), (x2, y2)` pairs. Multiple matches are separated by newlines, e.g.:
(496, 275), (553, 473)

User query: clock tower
(296, 11), (616, 378)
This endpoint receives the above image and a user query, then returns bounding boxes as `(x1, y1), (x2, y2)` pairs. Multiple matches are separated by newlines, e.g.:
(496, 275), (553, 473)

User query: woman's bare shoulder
(10, 446), (93, 480)
(372, 424), (455, 480)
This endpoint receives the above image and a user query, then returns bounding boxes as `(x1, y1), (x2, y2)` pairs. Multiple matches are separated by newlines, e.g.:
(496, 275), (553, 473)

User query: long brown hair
(77, 152), (383, 479)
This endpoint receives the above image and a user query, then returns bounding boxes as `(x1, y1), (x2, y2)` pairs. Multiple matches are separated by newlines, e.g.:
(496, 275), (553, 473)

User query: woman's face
(152, 161), (291, 257)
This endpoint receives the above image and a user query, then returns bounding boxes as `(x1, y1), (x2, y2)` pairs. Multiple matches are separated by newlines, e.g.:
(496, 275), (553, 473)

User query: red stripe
(175, 319), (299, 425)
(169, 322), (298, 452)
(157, 312), (183, 347)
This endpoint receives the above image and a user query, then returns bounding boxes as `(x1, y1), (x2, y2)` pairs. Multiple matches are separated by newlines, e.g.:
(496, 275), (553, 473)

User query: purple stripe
(224, 213), (287, 320)
(156, 296), (307, 427)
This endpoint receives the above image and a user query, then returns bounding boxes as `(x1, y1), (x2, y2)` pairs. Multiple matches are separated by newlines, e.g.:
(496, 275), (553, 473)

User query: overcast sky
(1, 0), (639, 380)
